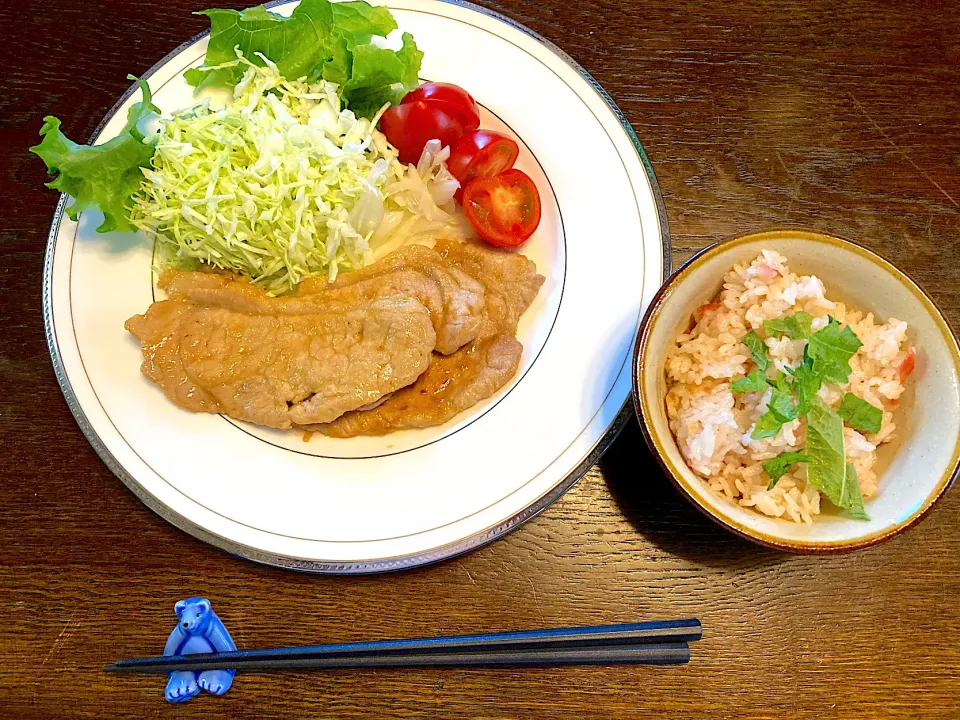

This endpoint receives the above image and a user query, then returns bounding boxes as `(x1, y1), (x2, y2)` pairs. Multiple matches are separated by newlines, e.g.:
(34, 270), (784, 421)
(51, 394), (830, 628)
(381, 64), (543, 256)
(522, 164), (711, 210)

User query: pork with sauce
(126, 240), (544, 435)
(298, 244), (487, 355)
(126, 274), (436, 429)
(304, 239), (545, 437)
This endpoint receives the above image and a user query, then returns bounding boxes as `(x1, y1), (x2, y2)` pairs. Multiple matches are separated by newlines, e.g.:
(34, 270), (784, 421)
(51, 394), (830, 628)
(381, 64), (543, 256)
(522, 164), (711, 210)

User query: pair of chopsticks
(106, 619), (702, 673)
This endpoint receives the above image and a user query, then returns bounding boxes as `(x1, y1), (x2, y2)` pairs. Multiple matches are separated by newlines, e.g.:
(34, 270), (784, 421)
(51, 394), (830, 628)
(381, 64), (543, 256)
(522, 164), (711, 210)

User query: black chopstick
(106, 619), (701, 673)
(107, 643), (690, 672)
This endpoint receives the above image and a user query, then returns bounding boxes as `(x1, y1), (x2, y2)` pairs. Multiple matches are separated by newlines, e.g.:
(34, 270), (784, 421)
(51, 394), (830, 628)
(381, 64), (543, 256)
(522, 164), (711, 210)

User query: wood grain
(1, 0), (958, 717)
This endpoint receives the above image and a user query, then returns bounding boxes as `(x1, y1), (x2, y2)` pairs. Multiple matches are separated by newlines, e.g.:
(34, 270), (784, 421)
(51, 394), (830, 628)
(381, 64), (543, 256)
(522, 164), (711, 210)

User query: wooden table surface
(2, 0), (958, 717)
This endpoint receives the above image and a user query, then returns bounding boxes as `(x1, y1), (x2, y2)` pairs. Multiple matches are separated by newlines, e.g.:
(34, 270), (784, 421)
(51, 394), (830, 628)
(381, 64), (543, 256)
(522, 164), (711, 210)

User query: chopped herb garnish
(762, 452), (810, 489)
(731, 370), (768, 393)
(806, 317), (863, 385)
(751, 411), (784, 440)
(838, 393), (883, 434)
(734, 311), (872, 517)
(763, 311), (814, 340)
(741, 330), (770, 372)
(805, 398), (869, 520)
(767, 370), (791, 394)
(787, 353), (822, 417)
(841, 463), (870, 520)
(767, 388), (798, 423)
(750, 373), (797, 440)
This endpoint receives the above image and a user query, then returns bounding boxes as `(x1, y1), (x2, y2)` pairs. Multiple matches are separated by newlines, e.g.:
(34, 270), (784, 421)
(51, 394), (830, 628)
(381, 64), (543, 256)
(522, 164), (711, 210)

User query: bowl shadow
(600, 413), (791, 569)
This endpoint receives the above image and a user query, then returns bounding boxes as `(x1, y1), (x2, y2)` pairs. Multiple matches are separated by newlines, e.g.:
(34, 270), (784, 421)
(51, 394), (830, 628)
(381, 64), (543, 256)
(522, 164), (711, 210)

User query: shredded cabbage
(371, 139), (473, 259)
(131, 53), (468, 294)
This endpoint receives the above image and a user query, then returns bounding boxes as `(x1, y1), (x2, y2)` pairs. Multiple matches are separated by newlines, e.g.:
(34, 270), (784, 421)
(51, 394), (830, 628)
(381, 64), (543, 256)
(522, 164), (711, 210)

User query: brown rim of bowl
(631, 227), (960, 553)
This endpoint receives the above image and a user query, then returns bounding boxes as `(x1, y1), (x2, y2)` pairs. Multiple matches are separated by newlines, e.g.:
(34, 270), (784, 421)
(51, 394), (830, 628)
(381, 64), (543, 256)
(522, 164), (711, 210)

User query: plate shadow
(599, 413), (790, 569)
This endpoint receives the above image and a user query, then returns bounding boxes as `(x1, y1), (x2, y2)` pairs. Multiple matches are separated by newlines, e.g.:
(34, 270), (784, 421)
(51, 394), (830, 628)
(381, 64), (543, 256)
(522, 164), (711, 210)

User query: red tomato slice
(462, 169), (541, 248)
(447, 130), (520, 202)
(379, 101), (464, 165)
(403, 82), (480, 131)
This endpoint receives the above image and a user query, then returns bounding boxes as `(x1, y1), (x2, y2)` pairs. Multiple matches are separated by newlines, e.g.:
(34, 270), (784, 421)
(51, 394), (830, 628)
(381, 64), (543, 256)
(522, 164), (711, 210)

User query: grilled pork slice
(126, 285), (436, 429)
(434, 238), (545, 335)
(311, 334), (523, 437)
(306, 241), (545, 437)
(165, 268), (444, 324)
(299, 244), (487, 355)
(123, 298), (221, 414)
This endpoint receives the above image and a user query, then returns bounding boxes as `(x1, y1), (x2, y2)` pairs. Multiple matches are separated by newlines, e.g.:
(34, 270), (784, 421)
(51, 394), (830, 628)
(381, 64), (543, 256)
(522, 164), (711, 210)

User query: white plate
(42, 0), (669, 572)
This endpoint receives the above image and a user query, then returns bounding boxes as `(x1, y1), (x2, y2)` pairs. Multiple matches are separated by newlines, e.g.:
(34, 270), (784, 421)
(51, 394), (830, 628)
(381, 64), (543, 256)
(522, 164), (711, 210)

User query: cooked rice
(665, 250), (912, 523)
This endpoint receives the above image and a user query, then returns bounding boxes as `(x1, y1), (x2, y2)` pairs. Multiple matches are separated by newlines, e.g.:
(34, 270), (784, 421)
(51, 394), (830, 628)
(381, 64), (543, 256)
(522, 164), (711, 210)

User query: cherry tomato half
(402, 82), (480, 131)
(447, 130), (520, 202)
(462, 169), (541, 248)
(380, 101), (464, 165)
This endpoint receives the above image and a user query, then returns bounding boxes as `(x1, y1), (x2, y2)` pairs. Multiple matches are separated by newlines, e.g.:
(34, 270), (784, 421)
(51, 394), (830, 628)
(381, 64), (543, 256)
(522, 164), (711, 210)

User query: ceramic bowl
(633, 228), (960, 552)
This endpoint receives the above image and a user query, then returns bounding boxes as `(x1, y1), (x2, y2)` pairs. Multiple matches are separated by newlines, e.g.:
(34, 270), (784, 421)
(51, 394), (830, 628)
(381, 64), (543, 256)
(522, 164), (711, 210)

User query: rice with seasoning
(664, 250), (914, 523)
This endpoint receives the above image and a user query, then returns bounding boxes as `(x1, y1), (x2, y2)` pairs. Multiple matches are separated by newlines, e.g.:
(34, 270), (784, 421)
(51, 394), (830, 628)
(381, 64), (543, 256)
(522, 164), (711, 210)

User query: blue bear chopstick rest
(163, 598), (236, 703)
(106, 606), (699, 699)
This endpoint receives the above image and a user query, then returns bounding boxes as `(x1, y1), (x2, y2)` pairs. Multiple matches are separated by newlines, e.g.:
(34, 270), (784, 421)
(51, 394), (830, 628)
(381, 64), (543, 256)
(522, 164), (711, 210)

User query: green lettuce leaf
(186, 0), (336, 88)
(30, 76), (158, 233)
(340, 32), (423, 119)
(331, 1), (397, 44)
(806, 398), (868, 519)
(731, 370), (767, 393)
(807, 317), (863, 385)
(320, 34), (352, 86)
(838, 393), (883, 434)
(762, 452), (809, 489)
(186, 0), (419, 118)
(741, 330), (770, 372)
(764, 311), (813, 340)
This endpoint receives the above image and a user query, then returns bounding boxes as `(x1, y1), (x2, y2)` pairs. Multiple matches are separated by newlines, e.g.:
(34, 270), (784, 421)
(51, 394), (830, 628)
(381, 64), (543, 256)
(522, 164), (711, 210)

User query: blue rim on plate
(41, 0), (672, 573)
